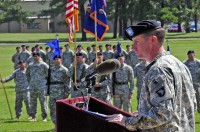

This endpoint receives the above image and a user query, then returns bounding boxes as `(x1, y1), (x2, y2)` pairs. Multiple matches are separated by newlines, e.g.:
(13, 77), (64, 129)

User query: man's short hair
(187, 50), (195, 55)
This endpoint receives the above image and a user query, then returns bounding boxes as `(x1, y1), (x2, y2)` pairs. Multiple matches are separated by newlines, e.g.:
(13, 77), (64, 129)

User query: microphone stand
(86, 79), (92, 110)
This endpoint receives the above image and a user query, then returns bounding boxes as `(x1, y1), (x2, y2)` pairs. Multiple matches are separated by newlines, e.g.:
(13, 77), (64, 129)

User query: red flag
(66, 0), (79, 43)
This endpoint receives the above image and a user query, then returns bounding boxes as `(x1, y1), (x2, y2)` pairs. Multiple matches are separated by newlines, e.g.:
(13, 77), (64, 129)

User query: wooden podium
(56, 96), (138, 132)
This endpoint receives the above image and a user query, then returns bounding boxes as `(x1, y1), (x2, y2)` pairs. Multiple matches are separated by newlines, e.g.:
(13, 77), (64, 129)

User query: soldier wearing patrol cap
(45, 55), (70, 126)
(62, 44), (74, 69)
(183, 50), (200, 113)
(68, 52), (89, 98)
(1, 60), (31, 119)
(103, 44), (114, 60)
(12, 46), (21, 69)
(106, 20), (196, 132)
(26, 52), (49, 122)
(18, 45), (31, 64)
(88, 44), (97, 65)
(111, 53), (134, 112)
(85, 52), (112, 104)
(134, 59), (149, 107)
(76, 44), (88, 62)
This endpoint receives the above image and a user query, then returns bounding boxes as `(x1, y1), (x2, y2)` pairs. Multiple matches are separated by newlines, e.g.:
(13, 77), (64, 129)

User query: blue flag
(84, 0), (109, 41)
(46, 39), (60, 59)
(117, 41), (122, 55)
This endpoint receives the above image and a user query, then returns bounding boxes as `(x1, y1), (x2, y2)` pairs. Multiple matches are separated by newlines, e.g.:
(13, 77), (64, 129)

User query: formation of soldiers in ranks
(3, 43), (200, 129)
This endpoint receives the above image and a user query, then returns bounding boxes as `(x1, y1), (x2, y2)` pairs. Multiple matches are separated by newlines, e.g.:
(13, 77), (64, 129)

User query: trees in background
(0, 0), (31, 32)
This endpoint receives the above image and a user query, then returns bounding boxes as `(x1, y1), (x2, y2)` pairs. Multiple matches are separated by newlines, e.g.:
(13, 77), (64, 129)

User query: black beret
(187, 50), (195, 55)
(116, 53), (124, 58)
(53, 55), (61, 60)
(91, 44), (96, 47)
(16, 46), (20, 49)
(77, 44), (82, 48)
(97, 52), (103, 56)
(18, 60), (25, 64)
(65, 43), (69, 47)
(21, 45), (26, 47)
(124, 20), (162, 41)
(105, 44), (111, 47)
(113, 45), (116, 48)
(32, 52), (40, 56)
(60, 47), (63, 49)
(76, 52), (83, 56)
(99, 45), (102, 48)
(126, 45), (130, 48)
(87, 47), (91, 50)
(35, 44), (39, 47)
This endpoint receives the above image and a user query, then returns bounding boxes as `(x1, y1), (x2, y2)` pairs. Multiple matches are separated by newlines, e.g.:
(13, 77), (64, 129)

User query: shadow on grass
(166, 33), (186, 36)
(3, 120), (30, 123)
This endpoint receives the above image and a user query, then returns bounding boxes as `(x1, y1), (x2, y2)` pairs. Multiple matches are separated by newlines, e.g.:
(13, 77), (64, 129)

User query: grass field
(0, 33), (200, 131)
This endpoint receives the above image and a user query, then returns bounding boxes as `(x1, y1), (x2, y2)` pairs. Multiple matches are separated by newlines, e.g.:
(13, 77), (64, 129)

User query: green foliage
(0, 0), (32, 24)
(160, 7), (178, 23)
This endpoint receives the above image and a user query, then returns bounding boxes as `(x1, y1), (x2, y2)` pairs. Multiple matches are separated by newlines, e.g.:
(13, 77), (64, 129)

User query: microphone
(81, 59), (121, 82)
(96, 59), (121, 75)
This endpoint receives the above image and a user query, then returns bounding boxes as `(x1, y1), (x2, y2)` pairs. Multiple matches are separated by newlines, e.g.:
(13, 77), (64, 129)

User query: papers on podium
(84, 110), (107, 118)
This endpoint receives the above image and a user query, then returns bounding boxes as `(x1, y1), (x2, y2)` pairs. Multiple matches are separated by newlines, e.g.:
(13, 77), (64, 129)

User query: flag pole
(0, 74), (13, 119)
(73, 7), (77, 87)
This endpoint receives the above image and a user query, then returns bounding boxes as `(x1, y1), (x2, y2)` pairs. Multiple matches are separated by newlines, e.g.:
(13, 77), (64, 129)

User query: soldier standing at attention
(35, 45), (46, 62)
(45, 47), (55, 67)
(98, 45), (104, 54)
(1, 61), (31, 119)
(106, 20), (196, 132)
(103, 44), (114, 60)
(18, 45), (31, 64)
(12, 46), (21, 69)
(76, 44), (88, 62)
(45, 55), (70, 126)
(85, 52), (112, 104)
(26, 52), (49, 122)
(134, 59), (148, 106)
(88, 45), (97, 65)
(126, 46), (140, 70)
(69, 53), (89, 98)
(111, 53), (134, 112)
(62, 44), (74, 69)
(183, 50), (200, 113)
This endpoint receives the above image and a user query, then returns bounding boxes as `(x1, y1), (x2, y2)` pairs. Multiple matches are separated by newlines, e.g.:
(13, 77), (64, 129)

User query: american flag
(66, 0), (79, 43)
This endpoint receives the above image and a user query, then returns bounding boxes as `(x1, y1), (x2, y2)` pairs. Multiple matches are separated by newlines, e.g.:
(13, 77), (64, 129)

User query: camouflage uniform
(125, 52), (196, 132)
(18, 50), (31, 64)
(134, 62), (148, 102)
(1, 68), (30, 118)
(37, 50), (46, 62)
(12, 52), (20, 69)
(46, 50), (54, 67)
(126, 50), (140, 70)
(85, 63), (112, 104)
(103, 50), (114, 60)
(88, 51), (97, 64)
(78, 50), (88, 61)
(27, 56), (43, 65)
(62, 49), (74, 68)
(184, 58), (200, 112)
(48, 64), (70, 125)
(26, 61), (49, 119)
(112, 63), (134, 112)
(69, 63), (89, 98)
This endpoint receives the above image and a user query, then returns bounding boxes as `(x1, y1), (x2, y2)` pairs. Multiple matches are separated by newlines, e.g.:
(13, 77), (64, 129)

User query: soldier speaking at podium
(106, 20), (196, 132)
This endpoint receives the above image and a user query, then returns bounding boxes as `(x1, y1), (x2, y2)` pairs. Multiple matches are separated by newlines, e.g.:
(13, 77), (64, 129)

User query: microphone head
(96, 59), (121, 75)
